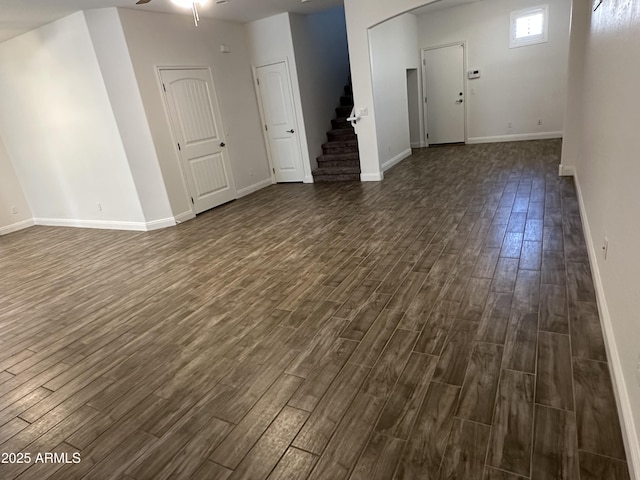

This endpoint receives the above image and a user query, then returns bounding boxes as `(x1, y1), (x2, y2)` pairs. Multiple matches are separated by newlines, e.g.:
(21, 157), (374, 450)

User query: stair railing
(346, 107), (360, 134)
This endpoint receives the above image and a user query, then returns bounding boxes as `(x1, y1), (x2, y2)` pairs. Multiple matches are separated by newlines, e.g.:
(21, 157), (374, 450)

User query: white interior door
(423, 44), (465, 144)
(160, 68), (236, 214)
(256, 62), (303, 183)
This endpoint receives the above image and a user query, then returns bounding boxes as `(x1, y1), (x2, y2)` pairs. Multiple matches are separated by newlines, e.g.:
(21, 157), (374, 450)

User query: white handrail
(346, 106), (360, 136)
(346, 106), (360, 127)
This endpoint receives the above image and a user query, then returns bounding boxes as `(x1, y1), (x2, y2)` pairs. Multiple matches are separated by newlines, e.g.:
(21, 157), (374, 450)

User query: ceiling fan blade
(135, 0), (152, 4)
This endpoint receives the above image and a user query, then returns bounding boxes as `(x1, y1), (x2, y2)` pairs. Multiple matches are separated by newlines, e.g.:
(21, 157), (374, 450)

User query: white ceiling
(0, 0), (344, 43)
(412, 0), (484, 16)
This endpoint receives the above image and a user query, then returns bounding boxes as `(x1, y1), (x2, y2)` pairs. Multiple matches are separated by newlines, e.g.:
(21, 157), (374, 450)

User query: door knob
(286, 129), (295, 134)
(220, 142), (226, 147)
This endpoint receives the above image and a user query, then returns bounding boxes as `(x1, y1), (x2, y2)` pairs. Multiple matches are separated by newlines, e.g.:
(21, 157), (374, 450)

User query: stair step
(313, 165), (361, 175)
(340, 95), (354, 107)
(313, 167), (360, 183)
(332, 118), (352, 130)
(327, 129), (357, 142)
(317, 159), (360, 169)
(328, 127), (355, 136)
(313, 173), (361, 182)
(323, 140), (359, 155)
(318, 152), (359, 161)
(317, 153), (360, 168)
(335, 106), (352, 117)
(312, 163), (361, 182)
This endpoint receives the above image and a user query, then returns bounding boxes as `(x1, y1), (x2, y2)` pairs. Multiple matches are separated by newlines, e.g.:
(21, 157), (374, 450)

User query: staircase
(312, 83), (361, 182)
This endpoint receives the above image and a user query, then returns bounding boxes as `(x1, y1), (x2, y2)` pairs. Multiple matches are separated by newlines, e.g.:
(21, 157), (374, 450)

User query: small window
(510, 5), (549, 48)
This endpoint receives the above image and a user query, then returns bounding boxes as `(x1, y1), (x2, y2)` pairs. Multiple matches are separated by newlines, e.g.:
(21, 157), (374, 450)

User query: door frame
(420, 41), (468, 146)
(251, 58), (304, 183)
(157, 65), (235, 217)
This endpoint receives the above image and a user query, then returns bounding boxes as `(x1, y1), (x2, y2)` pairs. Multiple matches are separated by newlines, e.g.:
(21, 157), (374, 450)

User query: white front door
(423, 44), (465, 144)
(160, 68), (236, 214)
(256, 62), (303, 183)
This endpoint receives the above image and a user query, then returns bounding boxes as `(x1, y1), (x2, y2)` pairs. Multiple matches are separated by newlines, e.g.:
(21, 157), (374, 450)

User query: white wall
(344, 0), (440, 181)
(245, 13), (312, 182)
(290, 7), (351, 174)
(417, 0), (571, 143)
(118, 8), (271, 216)
(0, 135), (32, 235)
(85, 8), (174, 226)
(562, 1), (640, 475)
(369, 13), (419, 171)
(0, 12), (146, 228)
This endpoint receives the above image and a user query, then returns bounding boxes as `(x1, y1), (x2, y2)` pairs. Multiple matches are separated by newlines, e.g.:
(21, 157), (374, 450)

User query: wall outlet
(97, 202), (102, 212)
(537, 119), (542, 126)
(602, 236), (609, 260)
(11, 206), (18, 215)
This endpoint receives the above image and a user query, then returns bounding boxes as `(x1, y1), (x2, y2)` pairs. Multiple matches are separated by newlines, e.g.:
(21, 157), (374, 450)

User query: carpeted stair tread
(328, 128), (355, 136)
(317, 160), (360, 169)
(317, 152), (360, 169)
(323, 139), (358, 148)
(332, 118), (352, 129)
(322, 140), (359, 155)
(313, 166), (361, 176)
(318, 152), (360, 161)
(327, 129), (357, 141)
(335, 106), (352, 117)
(313, 173), (361, 182)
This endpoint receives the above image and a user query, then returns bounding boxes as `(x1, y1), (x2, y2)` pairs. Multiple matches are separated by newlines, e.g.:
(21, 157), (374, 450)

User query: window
(510, 5), (549, 48)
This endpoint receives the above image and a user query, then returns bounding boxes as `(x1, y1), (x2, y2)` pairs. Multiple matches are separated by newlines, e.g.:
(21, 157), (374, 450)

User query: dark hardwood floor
(0, 139), (630, 479)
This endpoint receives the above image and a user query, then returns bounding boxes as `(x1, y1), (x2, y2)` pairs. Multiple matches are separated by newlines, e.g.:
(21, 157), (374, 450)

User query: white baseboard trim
(236, 178), (273, 198)
(303, 175), (314, 184)
(558, 164), (576, 177)
(361, 172), (384, 182)
(144, 217), (176, 231)
(33, 217), (175, 232)
(0, 218), (35, 236)
(411, 141), (425, 149)
(573, 170), (640, 479)
(174, 210), (195, 224)
(382, 148), (412, 173)
(467, 131), (563, 144)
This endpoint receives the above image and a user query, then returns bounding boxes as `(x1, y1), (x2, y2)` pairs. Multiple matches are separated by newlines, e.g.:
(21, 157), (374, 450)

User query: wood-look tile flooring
(0, 139), (630, 479)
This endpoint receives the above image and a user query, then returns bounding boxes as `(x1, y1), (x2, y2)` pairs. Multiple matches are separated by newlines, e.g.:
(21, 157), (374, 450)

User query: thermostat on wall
(468, 69), (481, 79)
